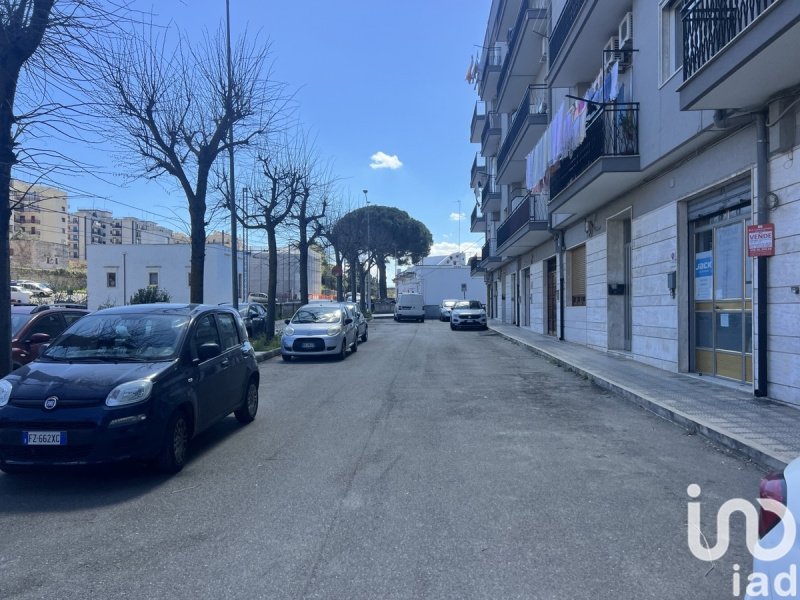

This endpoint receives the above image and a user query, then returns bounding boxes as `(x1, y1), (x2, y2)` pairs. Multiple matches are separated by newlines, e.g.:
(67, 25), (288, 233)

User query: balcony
(549, 103), (641, 216)
(496, 0), (548, 113)
(479, 237), (503, 271)
(469, 254), (484, 276)
(496, 194), (549, 256)
(481, 176), (501, 214)
(471, 204), (486, 233)
(471, 154), (486, 189)
(496, 84), (548, 185)
(679, 0), (800, 110)
(548, 0), (632, 88)
(478, 45), (505, 101)
(480, 111), (501, 157)
(470, 102), (486, 144)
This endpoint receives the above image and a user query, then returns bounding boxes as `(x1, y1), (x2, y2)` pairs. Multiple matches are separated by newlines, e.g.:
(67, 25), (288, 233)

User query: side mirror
(197, 342), (222, 362)
(29, 333), (51, 344)
(284, 319), (290, 325)
(345, 318), (353, 325)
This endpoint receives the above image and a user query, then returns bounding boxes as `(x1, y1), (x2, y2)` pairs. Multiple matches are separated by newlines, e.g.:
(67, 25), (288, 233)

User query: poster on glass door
(695, 251), (713, 301)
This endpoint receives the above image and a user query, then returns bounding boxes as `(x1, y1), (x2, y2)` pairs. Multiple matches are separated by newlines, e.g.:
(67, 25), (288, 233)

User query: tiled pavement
(488, 320), (800, 471)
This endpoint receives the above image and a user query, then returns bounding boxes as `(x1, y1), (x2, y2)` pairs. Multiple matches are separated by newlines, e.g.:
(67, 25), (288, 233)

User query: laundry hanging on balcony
(465, 55), (478, 84)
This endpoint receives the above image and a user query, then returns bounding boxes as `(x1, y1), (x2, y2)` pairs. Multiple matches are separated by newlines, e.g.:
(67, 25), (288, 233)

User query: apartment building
(470, 0), (800, 404)
(9, 181), (69, 247)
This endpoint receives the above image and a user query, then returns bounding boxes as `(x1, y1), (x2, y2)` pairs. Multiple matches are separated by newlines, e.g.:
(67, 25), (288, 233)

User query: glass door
(691, 207), (752, 383)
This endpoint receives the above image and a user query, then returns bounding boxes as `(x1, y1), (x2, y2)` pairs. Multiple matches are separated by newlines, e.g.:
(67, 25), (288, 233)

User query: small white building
(395, 252), (486, 311)
(87, 243), (323, 310)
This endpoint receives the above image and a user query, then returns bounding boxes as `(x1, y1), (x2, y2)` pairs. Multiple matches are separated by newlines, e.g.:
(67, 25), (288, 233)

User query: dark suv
(11, 305), (89, 370)
(0, 303), (260, 474)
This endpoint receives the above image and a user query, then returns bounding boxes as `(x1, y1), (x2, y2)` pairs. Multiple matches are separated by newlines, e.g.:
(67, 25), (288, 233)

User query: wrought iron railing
(550, 103), (639, 200)
(471, 154), (486, 184)
(480, 112), (500, 150)
(481, 176), (498, 207)
(482, 237), (497, 260)
(496, 194), (548, 248)
(549, 0), (586, 68)
(497, 85), (548, 170)
(682, 0), (777, 80)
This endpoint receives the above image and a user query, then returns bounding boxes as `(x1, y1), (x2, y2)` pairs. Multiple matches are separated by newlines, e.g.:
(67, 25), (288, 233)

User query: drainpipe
(755, 111), (769, 397)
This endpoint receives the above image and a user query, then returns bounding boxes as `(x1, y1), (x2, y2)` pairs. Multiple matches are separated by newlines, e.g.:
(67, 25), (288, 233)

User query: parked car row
(280, 301), (368, 361)
(0, 303), (259, 475)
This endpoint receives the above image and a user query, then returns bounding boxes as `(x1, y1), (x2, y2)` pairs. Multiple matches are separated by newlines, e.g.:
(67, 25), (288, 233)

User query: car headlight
(105, 380), (153, 407)
(327, 326), (342, 336)
(0, 379), (11, 407)
(284, 325), (295, 336)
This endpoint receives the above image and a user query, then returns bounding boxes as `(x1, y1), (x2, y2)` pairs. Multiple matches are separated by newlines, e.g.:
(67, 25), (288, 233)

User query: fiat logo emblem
(44, 396), (58, 410)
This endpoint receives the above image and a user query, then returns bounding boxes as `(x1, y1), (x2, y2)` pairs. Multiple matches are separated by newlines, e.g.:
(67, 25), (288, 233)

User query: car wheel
(281, 353), (292, 362)
(234, 379), (258, 424)
(421, 317), (425, 323)
(351, 335), (358, 353)
(360, 327), (368, 343)
(338, 340), (347, 361)
(155, 410), (190, 474)
(450, 323), (456, 330)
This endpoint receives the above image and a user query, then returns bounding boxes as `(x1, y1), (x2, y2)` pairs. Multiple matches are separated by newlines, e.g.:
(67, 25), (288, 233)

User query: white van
(394, 293), (425, 322)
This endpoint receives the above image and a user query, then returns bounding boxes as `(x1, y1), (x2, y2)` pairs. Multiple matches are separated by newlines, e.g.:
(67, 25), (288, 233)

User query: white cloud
(449, 212), (466, 222)
(369, 151), (403, 170)
(429, 241), (481, 257)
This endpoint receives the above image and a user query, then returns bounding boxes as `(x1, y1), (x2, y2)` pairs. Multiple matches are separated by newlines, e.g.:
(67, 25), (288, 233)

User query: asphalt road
(0, 318), (766, 599)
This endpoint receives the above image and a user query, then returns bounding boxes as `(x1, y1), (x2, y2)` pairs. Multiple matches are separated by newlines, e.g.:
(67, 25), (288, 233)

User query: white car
(9, 286), (32, 305)
(745, 458), (800, 599)
(439, 299), (459, 321)
(450, 300), (488, 330)
(14, 280), (53, 297)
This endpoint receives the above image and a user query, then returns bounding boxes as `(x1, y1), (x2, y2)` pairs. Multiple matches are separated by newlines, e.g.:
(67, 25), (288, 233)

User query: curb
(255, 349), (281, 363)
(491, 328), (786, 471)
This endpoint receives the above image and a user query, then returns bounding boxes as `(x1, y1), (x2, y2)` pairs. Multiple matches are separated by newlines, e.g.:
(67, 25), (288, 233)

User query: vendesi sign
(747, 223), (775, 257)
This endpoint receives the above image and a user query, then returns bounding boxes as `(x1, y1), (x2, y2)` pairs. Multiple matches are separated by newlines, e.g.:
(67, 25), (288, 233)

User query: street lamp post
(225, 0), (238, 308)
(363, 189), (370, 312)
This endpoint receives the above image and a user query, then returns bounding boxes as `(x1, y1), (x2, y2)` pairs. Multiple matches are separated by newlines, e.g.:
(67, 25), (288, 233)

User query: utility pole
(363, 189), (370, 312)
(225, 0), (238, 308)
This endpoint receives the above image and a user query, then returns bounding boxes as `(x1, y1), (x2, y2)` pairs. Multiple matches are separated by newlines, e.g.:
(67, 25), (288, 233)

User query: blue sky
(35, 1), (490, 260)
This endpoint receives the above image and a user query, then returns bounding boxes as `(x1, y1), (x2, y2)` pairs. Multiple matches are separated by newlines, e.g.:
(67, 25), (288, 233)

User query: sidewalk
(488, 320), (800, 471)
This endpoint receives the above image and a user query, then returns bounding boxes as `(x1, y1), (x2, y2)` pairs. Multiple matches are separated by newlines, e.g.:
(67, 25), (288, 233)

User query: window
(191, 315), (221, 361)
(31, 314), (65, 339)
(216, 313), (240, 349)
(148, 272), (159, 287)
(660, 0), (684, 83)
(187, 271), (192, 286)
(107, 272), (117, 288)
(569, 245), (587, 307)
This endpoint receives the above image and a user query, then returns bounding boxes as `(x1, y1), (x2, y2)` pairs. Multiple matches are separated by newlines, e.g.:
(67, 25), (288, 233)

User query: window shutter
(571, 245), (586, 306)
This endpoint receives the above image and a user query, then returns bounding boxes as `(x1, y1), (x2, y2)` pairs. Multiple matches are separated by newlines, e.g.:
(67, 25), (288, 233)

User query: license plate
(23, 431), (67, 446)
(301, 342), (316, 349)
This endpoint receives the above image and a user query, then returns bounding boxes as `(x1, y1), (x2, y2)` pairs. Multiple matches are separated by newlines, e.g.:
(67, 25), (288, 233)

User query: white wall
(87, 244), (244, 310)
(767, 145), (800, 404)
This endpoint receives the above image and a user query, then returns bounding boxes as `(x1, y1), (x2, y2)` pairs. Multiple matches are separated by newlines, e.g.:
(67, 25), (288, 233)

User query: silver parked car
(342, 301), (368, 343)
(439, 298), (459, 321)
(450, 300), (488, 330)
(281, 303), (359, 361)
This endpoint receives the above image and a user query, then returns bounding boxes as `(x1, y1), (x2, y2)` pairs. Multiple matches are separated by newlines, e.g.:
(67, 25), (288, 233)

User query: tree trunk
(377, 257), (388, 300)
(0, 73), (19, 377)
(298, 213), (309, 304)
(265, 227), (279, 339)
(188, 199), (206, 304)
(358, 262), (367, 313)
(349, 255), (358, 303)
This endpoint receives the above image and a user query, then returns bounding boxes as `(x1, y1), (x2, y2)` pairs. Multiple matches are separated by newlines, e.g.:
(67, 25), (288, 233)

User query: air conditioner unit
(603, 36), (621, 70)
(618, 12), (633, 50)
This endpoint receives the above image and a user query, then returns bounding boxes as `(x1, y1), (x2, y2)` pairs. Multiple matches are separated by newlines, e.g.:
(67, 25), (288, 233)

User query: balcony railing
(471, 154), (486, 184)
(481, 111), (501, 149)
(682, 0), (777, 80)
(549, 0), (586, 68)
(481, 176), (498, 207)
(482, 238), (497, 260)
(550, 103), (640, 199)
(468, 255), (483, 273)
(498, 0), (545, 97)
(496, 194), (548, 248)
(471, 204), (483, 229)
(497, 84), (548, 170)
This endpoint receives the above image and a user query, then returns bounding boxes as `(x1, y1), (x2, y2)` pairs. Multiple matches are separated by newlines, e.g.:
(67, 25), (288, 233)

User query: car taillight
(759, 471), (787, 538)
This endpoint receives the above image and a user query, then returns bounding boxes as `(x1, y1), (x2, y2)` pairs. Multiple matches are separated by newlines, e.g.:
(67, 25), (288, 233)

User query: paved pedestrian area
(488, 320), (800, 470)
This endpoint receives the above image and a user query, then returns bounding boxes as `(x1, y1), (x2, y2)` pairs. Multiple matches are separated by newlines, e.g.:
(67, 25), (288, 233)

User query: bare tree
(239, 137), (304, 339)
(96, 22), (288, 303)
(0, 0), (128, 376)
